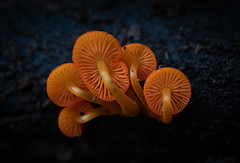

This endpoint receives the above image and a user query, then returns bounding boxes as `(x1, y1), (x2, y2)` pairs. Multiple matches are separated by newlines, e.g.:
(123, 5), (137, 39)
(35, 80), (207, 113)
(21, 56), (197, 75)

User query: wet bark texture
(0, 0), (239, 162)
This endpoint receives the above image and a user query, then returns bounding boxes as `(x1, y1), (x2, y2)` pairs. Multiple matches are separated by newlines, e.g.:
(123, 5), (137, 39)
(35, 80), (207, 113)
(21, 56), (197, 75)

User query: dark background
(0, 0), (240, 162)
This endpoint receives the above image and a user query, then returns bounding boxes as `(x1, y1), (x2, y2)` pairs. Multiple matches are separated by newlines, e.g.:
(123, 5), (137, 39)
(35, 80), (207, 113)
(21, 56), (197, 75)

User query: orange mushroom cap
(58, 101), (94, 137)
(122, 43), (157, 81)
(46, 63), (88, 107)
(72, 31), (129, 101)
(143, 67), (191, 115)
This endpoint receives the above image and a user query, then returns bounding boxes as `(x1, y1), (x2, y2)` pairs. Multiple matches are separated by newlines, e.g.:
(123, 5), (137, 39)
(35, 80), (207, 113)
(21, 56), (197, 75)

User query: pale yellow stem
(125, 88), (145, 112)
(130, 62), (157, 118)
(75, 107), (111, 124)
(161, 87), (172, 124)
(97, 60), (139, 117)
(67, 84), (121, 114)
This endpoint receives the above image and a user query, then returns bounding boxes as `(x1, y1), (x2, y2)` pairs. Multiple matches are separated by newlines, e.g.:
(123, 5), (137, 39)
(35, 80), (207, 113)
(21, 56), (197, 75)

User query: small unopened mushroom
(121, 43), (157, 115)
(47, 63), (121, 114)
(58, 101), (95, 137)
(143, 67), (191, 124)
(72, 31), (139, 116)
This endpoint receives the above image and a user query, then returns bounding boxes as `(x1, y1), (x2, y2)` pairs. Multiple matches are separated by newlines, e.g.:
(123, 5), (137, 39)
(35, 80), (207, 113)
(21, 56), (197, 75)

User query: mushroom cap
(58, 101), (94, 137)
(46, 63), (88, 107)
(122, 43), (157, 81)
(72, 31), (129, 101)
(143, 67), (191, 115)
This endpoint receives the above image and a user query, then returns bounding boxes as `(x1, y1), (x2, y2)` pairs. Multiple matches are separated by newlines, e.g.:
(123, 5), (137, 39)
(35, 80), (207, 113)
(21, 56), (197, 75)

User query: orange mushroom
(46, 63), (87, 107)
(143, 67), (191, 124)
(47, 63), (121, 114)
(72, 31), (139, 116)
(121, 43), (157, 114)
(58, 101), (96, 137)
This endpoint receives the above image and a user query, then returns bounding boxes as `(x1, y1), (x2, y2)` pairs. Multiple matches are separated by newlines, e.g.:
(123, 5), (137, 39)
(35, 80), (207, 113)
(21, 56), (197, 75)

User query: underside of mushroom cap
(46, 63), (88, 107)
(143, 67), (191, 115)
(58, 101), (94, 137)
(72, 31), (130, 101)
(122, 43), (157, 81)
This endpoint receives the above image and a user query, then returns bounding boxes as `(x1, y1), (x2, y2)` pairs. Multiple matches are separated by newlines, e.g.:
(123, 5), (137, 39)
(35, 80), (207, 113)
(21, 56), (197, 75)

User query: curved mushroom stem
(75, 107), (111, 124)
(125, 88), (146, 112)
(125, 88), (162, 119)
(130, 62), (156, 117)
(162, 87), (172, 124)
(97, 60), (140, 117)
(67, 84), (122, 115)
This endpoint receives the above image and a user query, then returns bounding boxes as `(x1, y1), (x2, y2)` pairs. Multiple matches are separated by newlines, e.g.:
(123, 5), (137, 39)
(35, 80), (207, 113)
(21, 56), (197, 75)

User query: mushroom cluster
(46, 31), (191, 137)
